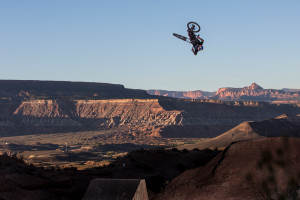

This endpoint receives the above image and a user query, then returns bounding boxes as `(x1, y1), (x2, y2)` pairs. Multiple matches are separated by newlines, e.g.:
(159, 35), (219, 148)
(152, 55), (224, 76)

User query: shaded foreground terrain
(0, 138), (299, 200)
(0, 80), (299, 199)
(0, 147), (219, 200)
(156, 137), (300, 200)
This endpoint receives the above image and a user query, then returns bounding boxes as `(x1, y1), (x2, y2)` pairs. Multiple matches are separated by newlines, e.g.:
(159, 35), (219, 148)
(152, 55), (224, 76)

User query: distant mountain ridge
(282, 88), (300, 93)
(214, 82), (300, 101)
(0, 80), (152, 100)
(147, 90), (215, 99)
(148, 83), (300, 102)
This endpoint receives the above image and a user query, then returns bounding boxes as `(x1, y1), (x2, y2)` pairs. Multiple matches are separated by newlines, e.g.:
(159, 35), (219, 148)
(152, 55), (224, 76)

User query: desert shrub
(135, 163), (153, 171)
(171, 148), (179, 152)
(203, 148), (214, 153)
(146, 175), (167, 193)
(193, 148), (200, 151)
(182, 148), (189, 153)
(16, 154), (25, 163)
(109, 163), (115, 167)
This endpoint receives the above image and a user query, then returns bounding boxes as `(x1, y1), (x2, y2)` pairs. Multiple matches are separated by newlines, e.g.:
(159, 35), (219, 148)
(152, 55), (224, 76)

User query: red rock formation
(214, 83), (300, 101)
(148, 83), (300, 102)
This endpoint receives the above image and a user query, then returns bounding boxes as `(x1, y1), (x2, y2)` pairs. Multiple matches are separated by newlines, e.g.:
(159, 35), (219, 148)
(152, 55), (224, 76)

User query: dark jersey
(188, 30), (203, 46)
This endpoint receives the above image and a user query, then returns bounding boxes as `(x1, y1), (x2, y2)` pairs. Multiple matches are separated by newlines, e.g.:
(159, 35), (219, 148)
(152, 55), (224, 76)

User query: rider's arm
(197, 35), (204, 41)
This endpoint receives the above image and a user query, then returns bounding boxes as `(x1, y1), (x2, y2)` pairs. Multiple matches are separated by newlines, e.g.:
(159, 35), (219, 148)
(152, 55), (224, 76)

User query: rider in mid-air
(188, 24), (204, 55)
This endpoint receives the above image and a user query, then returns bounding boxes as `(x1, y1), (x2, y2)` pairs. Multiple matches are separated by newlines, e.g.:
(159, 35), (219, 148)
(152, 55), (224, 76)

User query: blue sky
(0, 0), (299, 91)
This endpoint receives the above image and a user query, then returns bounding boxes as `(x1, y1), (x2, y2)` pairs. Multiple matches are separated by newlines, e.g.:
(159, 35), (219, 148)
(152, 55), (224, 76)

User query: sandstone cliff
(1, 98), (300, 138)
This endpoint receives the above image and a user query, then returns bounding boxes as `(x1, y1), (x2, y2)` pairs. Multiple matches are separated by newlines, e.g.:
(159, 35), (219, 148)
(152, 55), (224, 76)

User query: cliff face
(72, 99), (181, 127)
(0, 99), (182, 136)
(1, 98), (300, 138)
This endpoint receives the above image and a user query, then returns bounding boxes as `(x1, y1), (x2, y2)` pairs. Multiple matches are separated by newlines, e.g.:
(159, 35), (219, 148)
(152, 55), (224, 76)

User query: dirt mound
(156, 137), (300, 200)
(179, 114), (300, 150)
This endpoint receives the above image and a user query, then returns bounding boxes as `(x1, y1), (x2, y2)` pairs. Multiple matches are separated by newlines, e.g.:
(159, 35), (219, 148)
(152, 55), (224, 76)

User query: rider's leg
(192, 47), (197, 55)
(193, 45), (198, 55)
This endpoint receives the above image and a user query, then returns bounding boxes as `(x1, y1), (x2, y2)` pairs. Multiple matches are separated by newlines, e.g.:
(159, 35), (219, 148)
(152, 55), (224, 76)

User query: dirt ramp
(178, 114), (300, 150)
(82, 179), (148, 200)
(156, 137), (300, 200)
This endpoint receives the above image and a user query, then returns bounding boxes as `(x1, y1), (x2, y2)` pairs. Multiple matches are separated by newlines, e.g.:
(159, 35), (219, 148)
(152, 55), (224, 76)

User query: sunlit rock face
(1, 98), (300, 138)
(214, 83), (300, 101)
(148, 83), (300, 102)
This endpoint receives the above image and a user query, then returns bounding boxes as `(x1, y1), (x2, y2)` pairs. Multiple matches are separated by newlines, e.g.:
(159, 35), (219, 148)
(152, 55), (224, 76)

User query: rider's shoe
(191, 48), (197, 55)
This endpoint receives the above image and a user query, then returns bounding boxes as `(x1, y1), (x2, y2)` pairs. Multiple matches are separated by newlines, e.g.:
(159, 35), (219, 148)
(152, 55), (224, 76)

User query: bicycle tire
(187, 22), (200, 33)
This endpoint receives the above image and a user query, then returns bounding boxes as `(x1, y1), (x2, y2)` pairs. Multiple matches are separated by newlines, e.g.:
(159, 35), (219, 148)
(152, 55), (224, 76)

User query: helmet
(198, 45), (204, 51)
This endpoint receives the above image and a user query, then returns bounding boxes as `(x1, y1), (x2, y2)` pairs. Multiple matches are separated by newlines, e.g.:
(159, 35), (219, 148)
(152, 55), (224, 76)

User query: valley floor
(0, 128), (203, 169)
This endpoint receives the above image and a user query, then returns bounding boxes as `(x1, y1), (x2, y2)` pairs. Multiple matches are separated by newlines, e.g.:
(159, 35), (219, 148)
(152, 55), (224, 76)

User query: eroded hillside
(1, 97), (300, 138)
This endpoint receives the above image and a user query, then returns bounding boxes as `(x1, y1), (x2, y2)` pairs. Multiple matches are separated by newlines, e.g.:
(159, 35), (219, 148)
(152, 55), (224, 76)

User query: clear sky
(0, 0), (299, 91)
